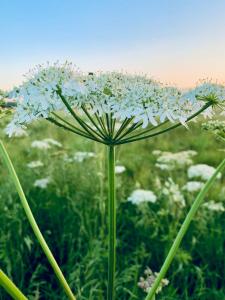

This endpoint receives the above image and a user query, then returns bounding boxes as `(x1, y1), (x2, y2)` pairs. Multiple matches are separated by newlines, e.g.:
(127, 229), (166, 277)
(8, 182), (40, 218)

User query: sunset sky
(1, 0), (225, 90)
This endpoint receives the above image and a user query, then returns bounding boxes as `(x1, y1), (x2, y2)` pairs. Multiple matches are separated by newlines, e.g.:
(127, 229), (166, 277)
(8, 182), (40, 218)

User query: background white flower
(154, 150), (197, 171)
(33, 177), (51, 189)
(188, 164), (222, 181)
(64, 151), (96, 163)
(182, 181), (204, 193)
(203, 200), (225, 212)
(163, 178), (185, 207)
(115, 165), (126, 174)
(138, 267), (169, 294)
(27, 160), (44, 168)
(31, 140), (51, 150)
(31, 138), (62, 150)
(128, 189), (157, 205)
(43, 138), (62, 147)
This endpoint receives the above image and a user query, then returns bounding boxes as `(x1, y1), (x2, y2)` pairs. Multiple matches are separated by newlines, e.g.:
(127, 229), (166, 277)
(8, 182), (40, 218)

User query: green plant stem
(94, 112), (109, 136)
(113, 118), (132, 140)
(107, 145), (116, 300)
(0, 141), (76, 300)
(47, 117), (106, 144)
(116, 121), (142, 140)
(120, 120), (168, 141)
(81, 105), (106, 139)
(57, 90), (104, 140)
(0, 269), (28, 300)
(106, 113), (112, 137)
(145, 158), (225, 300)
(52, 112), (89, 136)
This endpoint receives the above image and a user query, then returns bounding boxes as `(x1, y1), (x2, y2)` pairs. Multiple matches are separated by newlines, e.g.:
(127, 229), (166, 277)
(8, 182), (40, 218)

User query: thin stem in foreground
(145, 158), (225, 300)
(0, 141), (76, 300)
(107, 145), (116, 300)
(0, 269), (28, 300)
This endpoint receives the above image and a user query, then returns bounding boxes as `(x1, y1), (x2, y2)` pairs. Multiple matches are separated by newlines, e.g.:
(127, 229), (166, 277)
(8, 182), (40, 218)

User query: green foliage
(0, 118), (224, 300)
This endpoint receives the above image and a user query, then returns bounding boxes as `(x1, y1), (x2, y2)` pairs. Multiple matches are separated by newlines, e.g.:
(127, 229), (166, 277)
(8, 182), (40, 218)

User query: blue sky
(1, 0), (225, 89)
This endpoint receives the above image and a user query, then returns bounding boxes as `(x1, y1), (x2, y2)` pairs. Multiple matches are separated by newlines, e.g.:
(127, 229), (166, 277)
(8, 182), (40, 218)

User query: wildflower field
(3, 0), (225, 298)
(0, 115), (224, 300)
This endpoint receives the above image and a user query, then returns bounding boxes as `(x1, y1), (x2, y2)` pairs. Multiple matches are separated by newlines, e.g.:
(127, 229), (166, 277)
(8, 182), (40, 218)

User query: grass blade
(0, 141), (76, 300)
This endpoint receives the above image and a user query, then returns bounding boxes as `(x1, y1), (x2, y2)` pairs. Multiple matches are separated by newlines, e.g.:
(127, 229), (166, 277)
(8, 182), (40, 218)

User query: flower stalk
(0, 269), (28, 300)
(145, 158), (225, 300)
(107, 145), (116, 300)
(0, 141), (76, 300)
(116, 102), (212, 145)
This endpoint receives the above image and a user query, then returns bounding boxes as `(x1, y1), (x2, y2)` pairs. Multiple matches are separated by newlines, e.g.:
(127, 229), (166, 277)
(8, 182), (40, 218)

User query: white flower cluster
(182, 181), (204, 193)
(31, 138), (62, 150)
(184, 81), (225, 104)
(181, 81), (225, 119)
(5, 62), (225, 136)
(187, 164), (222, 181)
(138, 267), (169, 294)
(5, 62), (85, 136)
(44, 138), (62, 147)
(64, 151), (96, 163)
(33, 177), (51, 189)
(83, 73), (198, 128)
(162, 178), (185, 207)
(115, 165), (126, 174)
(153, 150), (197, 171)
(128, 189), (157, 205)
(27, 160), (44, 168)
(203, 200), (225, 212)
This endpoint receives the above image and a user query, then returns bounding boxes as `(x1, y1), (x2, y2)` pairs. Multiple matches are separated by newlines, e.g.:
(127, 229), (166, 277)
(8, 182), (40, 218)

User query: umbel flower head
(5, 62), (225, 144)
(138, 267), (169, 294)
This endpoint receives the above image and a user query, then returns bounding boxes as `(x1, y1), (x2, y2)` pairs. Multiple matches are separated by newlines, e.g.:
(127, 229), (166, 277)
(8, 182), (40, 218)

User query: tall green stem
(145, 158), (225, 300)
(0, 141), (76, 300)
(0, 269), (28, 300)
(107, 145), (116, 300)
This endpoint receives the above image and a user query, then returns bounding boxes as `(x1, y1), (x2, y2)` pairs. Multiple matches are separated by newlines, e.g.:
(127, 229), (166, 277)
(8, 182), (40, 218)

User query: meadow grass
(0, 117), (224, 300)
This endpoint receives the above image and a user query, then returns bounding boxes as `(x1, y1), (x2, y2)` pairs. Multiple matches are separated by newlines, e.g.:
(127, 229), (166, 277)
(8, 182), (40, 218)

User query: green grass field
(0, 117), (224, 300)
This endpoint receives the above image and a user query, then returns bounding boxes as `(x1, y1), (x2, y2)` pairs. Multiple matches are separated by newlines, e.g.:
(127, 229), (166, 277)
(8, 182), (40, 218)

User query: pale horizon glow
(1, 0), (225, 90)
